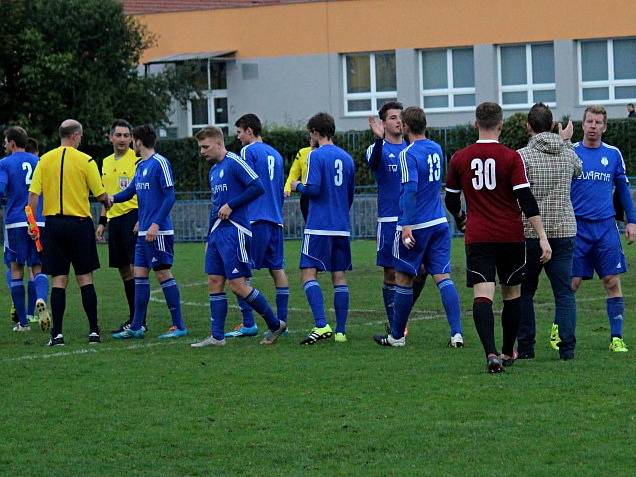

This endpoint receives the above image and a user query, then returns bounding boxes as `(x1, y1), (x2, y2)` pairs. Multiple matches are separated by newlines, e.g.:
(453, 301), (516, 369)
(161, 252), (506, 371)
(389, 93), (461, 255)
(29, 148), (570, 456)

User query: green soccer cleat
(299, 324), (333, 345)
(549, 323), (560, 350)
(334, 332), (347, 343)
(609, 337), (628, 353)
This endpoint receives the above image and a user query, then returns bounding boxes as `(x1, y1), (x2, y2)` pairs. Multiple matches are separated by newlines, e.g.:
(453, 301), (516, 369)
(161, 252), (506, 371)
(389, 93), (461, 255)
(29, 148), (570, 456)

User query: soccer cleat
(334, 332), (347, 343)
(299, 324), (333, 345)
(28, 315), (38, 324)
(260, 321), (287, 345)
(487, 355), (505, 374)
(191, 335), (226, 348)
(158, 326), (189, 340)
(549, 323), (560, 350)
(36, 299), (51, 333)
(12, 323), (31, 332)
(47, 334), (64, 347)
(225, 323), (258, 338)
(449, 333), (464, 348)
(373, 334), (405, 347)
(112, 327), (145, 340)
(609, 337), (628, 353)
(88, 332), (101, 344)
(10, 305), (18, 323)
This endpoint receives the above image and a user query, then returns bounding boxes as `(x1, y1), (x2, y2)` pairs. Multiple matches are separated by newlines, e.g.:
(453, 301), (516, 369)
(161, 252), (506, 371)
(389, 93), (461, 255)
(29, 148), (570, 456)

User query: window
(498, 43), (555, 108)
(578, 38), (636, 104)
(184, 59), (229, 136)
(420, 47), (475, 111)
(343, 52), (397, 115)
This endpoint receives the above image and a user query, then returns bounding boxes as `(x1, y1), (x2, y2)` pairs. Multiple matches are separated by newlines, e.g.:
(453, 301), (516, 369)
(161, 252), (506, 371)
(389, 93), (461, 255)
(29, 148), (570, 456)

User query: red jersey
(446, 140), (530, 244)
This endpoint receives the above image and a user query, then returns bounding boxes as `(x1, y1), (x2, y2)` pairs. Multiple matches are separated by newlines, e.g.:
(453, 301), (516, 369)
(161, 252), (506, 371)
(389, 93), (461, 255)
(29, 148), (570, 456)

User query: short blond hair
(195, 126), (224, 141)
(583, 105), (607, 123)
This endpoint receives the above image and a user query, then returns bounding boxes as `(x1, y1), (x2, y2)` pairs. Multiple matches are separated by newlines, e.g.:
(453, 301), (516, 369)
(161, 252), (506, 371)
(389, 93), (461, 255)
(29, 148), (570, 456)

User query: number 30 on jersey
(471, 158), (496, 190)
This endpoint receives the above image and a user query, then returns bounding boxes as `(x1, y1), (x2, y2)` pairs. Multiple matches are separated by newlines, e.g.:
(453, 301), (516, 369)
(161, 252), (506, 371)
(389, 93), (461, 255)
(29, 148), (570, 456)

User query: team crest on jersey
(143, 168), (148, 177)
(388, 153), (395, 158)
(220, 169), (224, 178)
(119, 176), (129, 190)
(601, 157), (609, 166)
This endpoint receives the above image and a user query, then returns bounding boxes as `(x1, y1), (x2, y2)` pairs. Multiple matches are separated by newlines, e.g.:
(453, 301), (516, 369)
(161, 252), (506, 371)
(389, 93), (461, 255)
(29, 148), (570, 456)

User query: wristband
(98, 216), (107, 226)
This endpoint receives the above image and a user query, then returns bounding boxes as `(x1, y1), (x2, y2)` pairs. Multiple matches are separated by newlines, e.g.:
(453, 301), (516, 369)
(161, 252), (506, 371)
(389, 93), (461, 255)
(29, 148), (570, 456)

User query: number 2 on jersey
(471, 158), (496, 190)
(22, 162), (33, 185)
(334, 159), (343, 186)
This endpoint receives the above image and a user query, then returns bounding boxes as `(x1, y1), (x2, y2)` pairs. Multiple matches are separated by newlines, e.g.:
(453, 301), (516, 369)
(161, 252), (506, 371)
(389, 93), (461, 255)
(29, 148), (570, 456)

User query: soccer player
(1, 126), (49, 332)
(223, 114), (289, 338)
(291, 112), (355, 344)
(445, 102), (551, 373)
(111, 124), (188, 340)
(191, 126), (286, 347)
(95, 119), (147, 334)
(569, 105), (636, 353)
(373, 107), (463, 348)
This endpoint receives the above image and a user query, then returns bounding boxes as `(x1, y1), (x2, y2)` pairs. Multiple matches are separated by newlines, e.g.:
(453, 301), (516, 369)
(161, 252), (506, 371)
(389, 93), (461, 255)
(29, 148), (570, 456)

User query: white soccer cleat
(449, 333), (464, 348)
(191, 335), (226, 348)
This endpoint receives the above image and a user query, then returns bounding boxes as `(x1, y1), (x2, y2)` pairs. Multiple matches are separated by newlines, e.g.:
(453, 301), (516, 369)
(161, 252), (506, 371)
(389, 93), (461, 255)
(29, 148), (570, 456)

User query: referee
(95, 119), (147, 334)
(28, 119), (111, 346)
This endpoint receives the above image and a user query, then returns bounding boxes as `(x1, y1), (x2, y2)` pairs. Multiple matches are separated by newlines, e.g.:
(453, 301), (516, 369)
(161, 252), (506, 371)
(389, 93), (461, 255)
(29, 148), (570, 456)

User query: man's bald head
(59, 119), (82, 139)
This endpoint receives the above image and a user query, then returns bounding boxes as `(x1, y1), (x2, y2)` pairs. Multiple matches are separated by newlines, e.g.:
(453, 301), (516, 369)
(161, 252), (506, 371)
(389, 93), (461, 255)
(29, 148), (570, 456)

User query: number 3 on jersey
(334, 159), (343, 186)
(471, 158), (496, 190)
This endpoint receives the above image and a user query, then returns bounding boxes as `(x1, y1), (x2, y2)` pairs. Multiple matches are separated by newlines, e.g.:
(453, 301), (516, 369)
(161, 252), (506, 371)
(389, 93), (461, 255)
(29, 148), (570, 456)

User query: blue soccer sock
(131, 278), (150, 331)
(303, 280), (327, 328)
(210, 292), (228, 340)
(334, 285), (349, 334)
(245, 288), (279, 331)
(437, 278), (463, 336)
(5, 268), (11, 290)
(33, 273), (49, 303)
(275, 287), (289, 325)
(391, 285), (413, 339)
(237, 297), (256, 328)
(161, 278), (185, 330)
(10, 279), (27, 326)
(607, 297), (625, 338)
(382, 282), (396, 326)
(27, 278), (37, 317)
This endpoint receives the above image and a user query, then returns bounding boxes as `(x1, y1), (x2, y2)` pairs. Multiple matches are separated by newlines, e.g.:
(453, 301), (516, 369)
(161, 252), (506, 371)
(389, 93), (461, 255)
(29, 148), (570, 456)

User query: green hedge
(81, 117), (636, 191)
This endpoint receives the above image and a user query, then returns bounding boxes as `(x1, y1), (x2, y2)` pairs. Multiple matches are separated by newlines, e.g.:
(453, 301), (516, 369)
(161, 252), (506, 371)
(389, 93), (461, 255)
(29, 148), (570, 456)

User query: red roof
(122, 0), (325, 14)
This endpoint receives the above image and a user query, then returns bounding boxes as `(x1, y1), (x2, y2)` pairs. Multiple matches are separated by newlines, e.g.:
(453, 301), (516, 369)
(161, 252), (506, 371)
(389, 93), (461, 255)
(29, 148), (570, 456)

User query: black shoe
(516, 351), (535, 360)
(111, 320), (132, 334)
(88, 331), (101, 344)
(373, 334), (405, 347)
(560, 352), (574, 361)
(47, 334), (64, 347)
(486, 355), (505, 374)
(500, 355), (515, 367)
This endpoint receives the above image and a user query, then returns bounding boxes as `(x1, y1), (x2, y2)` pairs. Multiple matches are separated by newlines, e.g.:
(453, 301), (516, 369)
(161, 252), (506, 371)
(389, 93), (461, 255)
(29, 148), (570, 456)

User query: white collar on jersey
(476, 139), (499, 143)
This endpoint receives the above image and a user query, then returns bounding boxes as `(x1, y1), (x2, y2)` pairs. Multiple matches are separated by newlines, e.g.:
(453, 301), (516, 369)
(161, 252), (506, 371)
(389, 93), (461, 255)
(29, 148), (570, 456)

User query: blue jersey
(209, 152), (258, 234)
(398, 139), (447, 228)
(305, 144), (355, 236)
(134, 153), (175, 235)
(0, 151), (44, 226)
(571, 142), (631, 220)
(366, 140), (406, 219)
(241, 142), (284, 224)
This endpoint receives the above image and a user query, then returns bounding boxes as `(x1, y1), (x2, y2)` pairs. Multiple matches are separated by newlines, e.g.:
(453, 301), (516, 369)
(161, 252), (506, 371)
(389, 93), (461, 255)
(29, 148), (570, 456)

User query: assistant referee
(28, 119), (111, 346)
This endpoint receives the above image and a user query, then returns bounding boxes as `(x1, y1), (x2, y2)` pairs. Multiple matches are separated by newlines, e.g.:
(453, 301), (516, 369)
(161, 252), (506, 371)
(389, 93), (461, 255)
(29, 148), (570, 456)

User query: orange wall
(137, 0), (636, 62)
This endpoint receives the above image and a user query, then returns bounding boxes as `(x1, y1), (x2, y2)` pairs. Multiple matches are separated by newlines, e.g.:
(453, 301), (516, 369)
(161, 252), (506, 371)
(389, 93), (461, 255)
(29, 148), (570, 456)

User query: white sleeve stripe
(399, 147), (409, 183)
(366, 144), (374, 161)
(155, 156), (173, 187)
(228, 153), (258, 179)
(240, 145), (249, 160)
(512, 183), (530, 190)
(445, 187), (461, 193)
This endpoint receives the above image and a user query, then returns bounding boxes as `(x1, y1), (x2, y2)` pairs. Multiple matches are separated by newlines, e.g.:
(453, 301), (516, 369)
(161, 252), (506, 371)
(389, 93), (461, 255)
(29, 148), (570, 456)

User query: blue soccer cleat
(158, 326), (189, 340)
(224, 324), (258, 338)
(112, 328), (145, 340)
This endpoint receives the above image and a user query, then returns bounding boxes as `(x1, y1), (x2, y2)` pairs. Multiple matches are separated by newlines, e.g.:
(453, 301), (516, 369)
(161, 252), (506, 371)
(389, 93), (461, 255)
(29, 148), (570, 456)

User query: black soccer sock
(412, 273), (428, 305)
(80, 284), (99, 334)
(50, 287), (66, 337)
(473, 297), (497, 356)
(123, 278), (135, 321)
(501, 296), (522, 357)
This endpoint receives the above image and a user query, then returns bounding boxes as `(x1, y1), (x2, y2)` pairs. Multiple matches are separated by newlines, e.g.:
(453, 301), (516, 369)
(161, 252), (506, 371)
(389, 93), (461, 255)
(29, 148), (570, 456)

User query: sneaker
(88, 331), (101, 344)
(47, 334), (64, 347)
(158, 326), (189, 340)
(334, 332), (347, 343)
(516, 350), (535, 360)
(373, 334), (405, 347)
(487, 355), (505, 374)
(549, 323), (560, 350)
(499, 354), (515, 367)
(260, 321), (287, 345)
(112, 321), (148, 334)
(112, 327), (145, 340)
(609, 337), (628, 353)
(225, 323), (258, 338)
(191, 335), (226, 347)
(36, 299), (51, 333)
(12, 323), (31, 332)
(449, 333), (464, 348)
(28, 315), (38, 324)
(299, 324), (333, 345)
(10, 305), (18, 323)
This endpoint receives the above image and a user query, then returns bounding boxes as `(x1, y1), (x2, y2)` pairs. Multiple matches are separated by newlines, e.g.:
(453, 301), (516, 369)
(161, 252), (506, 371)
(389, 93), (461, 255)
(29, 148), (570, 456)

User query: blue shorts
(250, 221), (285, 270)
(205, 224), (252, 279)
(393, 223), (452, 276)
(573, 217), (627, 279)
(4, 227), (42, 267)
(134, 235), (174, 270)
(376, 221), (397, 268)
(300, 234), (352, 272)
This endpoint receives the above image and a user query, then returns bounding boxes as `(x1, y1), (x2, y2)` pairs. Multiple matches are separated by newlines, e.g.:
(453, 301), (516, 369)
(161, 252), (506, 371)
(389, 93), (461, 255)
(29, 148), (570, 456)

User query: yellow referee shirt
(101, 148), (139, 220)
(284, 146), (311, 194)
(30, 146), (105, 218)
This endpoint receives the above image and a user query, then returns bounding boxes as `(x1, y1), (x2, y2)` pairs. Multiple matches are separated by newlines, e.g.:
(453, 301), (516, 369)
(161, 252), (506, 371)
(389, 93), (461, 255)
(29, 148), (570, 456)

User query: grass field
(2, 238), (635, 476)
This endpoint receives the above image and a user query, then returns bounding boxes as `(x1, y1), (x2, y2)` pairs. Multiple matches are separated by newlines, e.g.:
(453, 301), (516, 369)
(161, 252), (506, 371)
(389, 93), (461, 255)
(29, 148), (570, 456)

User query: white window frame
(578, 38), (636, 105)
(497, 43), (556, 109)
(419, 48), (476, 112)
(342, 52), (397, 117)
(186, 59), (228, 136)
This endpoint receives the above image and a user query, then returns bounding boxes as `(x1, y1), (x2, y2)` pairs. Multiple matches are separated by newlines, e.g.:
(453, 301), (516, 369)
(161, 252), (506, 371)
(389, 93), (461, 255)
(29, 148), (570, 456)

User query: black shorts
(42, 216), (100, 276)
(107, 209), (138, 268)
(465, 242), (526, 287)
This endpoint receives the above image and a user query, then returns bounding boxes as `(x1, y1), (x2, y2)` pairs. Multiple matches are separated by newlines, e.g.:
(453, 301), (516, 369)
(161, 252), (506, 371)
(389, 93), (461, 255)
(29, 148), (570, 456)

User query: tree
(0, 0), (196, 150)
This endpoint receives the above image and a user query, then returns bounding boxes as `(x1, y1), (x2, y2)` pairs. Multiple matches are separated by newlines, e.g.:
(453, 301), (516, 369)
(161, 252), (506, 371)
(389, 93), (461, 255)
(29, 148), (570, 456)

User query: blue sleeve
(113, 179), (136, 203)
(233, 156), (259, 187)
(158, 159), (175, 190)
(305, 151), (321, 188)
(366, 139), (383, 171)
(228, 178), (264, 209)
(615, 178), (636, 223)
(150, 187), (175, 225)
(240, 146), (256, 170)
(399, 149), (418, 185)
(0, 181), (6, 200)
(0, 164), (7, 198)
(400, 181), (417, 225)
(296, 183), (320, 197)
(348, 172), (355, 209)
